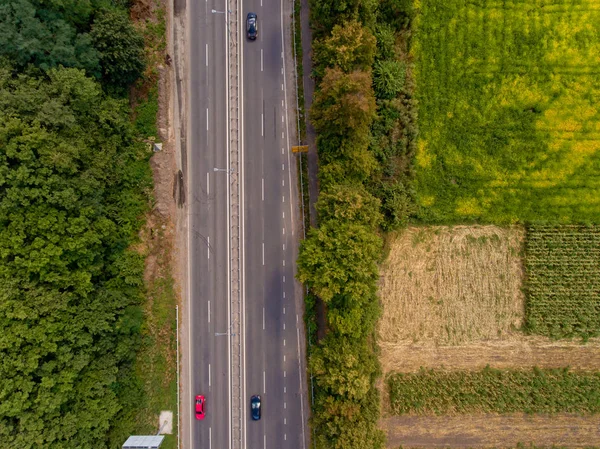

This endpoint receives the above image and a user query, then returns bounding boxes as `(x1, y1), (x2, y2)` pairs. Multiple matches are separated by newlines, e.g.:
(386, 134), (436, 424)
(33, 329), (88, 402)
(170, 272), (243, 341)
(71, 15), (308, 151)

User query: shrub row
(298, 1), (418, 447)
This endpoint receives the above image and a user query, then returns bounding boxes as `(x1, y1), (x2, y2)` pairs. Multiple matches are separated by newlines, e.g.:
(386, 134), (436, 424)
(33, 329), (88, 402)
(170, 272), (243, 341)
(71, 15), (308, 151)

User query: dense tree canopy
(0, 0), (100, 75)
(0, 61), (151, 448)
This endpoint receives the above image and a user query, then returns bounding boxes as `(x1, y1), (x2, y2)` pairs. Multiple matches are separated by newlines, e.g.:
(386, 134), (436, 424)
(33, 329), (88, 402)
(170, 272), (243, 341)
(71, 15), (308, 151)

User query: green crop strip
(525, 225), (600, 339)
(387, 367), (600, 415)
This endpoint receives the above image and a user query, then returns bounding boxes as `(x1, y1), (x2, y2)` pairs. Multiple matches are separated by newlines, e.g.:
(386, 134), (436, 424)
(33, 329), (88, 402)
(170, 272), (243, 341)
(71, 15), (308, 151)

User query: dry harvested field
(378, 226), (600, 372)
(381, 414), (600, 448)
(379, 226), (525, 346)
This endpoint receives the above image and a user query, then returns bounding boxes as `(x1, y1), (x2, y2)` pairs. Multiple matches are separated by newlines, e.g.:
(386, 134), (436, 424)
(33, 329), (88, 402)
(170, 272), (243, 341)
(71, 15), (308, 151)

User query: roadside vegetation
(299, 0), (417, 448)
(0, 0), (172, 447)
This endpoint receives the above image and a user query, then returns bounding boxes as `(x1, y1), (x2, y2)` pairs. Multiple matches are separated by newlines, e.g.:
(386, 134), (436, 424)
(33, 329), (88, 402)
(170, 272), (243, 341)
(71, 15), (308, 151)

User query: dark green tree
(90, 9), (145, 88)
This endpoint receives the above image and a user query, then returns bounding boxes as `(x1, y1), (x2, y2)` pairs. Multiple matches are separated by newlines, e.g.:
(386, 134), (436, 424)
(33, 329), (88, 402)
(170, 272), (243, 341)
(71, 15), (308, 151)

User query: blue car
(246, 13), (258, 40)
(250, 395), (261, 420)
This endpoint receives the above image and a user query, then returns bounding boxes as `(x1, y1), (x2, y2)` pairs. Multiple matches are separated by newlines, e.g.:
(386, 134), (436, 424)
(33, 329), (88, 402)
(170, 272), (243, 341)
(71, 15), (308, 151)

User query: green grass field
(413, 0), (600, 223)
(525, 225), (600, 339)
(387, 367), (600, 415)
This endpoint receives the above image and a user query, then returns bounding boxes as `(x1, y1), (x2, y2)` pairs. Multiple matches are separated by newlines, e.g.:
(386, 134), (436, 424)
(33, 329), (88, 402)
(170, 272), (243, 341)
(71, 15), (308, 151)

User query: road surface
(185, 0), (308, 448)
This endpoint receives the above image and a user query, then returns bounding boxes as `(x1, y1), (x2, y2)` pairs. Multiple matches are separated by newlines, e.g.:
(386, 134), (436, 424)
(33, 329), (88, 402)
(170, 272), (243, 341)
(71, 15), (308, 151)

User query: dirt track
(380, 338), (600, 374)
(381, 414), (600, 448)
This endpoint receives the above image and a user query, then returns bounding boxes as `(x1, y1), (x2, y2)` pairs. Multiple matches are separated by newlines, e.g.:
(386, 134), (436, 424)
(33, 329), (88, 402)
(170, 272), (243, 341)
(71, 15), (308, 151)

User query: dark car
(195, 395), (205, 420)
(246, 12), (258, 40)
(250, 395), (261, 420)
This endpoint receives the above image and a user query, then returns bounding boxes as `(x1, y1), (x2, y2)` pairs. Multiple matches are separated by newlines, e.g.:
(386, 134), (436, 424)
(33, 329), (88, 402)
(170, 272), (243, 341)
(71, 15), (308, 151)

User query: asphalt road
(241, 0), (307, 448)
(188, 1), (230, 449)
(187, 0), (307, 448)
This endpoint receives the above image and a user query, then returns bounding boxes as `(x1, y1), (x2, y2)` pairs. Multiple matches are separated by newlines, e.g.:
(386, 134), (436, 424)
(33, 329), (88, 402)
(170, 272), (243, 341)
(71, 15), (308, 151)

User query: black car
(246, 12), (258, 40)
(250, 395), (261, 420)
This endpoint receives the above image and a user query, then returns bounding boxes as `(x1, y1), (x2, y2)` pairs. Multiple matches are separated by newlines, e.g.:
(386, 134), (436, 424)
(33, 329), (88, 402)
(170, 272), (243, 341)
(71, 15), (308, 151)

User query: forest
(0, 0), (153, 447)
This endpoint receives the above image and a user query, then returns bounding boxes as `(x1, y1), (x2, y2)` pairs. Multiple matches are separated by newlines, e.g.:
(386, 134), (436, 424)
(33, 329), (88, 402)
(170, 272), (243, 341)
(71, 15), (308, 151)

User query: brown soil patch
(381, 414), (600, 448)
(379, 226), (525, 346)
(380, 337), (600, 374)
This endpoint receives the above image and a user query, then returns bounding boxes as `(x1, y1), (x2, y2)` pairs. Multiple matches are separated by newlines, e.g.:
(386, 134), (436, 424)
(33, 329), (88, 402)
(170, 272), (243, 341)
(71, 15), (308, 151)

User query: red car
(195, 395), (205, 420)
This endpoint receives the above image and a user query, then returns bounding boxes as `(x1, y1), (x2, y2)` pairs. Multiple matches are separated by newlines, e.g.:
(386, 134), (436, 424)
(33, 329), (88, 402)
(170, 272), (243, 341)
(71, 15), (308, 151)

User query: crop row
(387, 367), (600, 415)
(525, 225), (600, 339)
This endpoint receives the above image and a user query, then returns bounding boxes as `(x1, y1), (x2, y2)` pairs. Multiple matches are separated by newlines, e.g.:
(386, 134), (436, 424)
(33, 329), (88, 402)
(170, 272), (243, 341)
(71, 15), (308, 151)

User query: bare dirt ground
(381, 414), (600, 448)
(380, 337), (600, 373)
(379, 226), (526, 345)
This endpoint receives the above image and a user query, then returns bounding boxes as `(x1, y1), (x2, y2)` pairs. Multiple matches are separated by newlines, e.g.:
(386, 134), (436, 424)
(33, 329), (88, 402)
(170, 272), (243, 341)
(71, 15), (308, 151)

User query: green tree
(0, 62), (150, 448)
(310, 335), (379, 399)
(311, 67), (376, 138)
(297, 220), (382, 302)
(90, 9), (145, 88)
(374, 23), (396, 60)
(373, 59), (406, 99)
(312, 392), (385, 449)
(309, 0), (378, 36)
(314, 20), (376, 76)
(317, 183), (382, 229)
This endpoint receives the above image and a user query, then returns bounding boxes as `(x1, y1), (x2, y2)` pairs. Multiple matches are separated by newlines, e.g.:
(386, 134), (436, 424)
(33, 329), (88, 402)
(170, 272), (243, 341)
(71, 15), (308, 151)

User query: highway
(185, 0), (307, 448)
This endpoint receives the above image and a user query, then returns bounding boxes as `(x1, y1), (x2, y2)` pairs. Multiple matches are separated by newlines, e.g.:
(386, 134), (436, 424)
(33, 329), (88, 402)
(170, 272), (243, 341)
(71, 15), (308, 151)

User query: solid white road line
(297, 326), (307, 449)
(280, 0), (295, 236)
